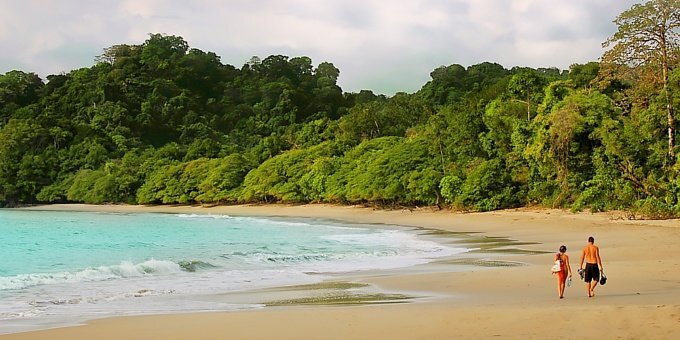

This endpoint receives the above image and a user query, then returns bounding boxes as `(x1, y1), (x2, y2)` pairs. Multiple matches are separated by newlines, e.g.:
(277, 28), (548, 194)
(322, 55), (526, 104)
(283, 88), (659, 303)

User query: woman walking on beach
(553, 245), (572, 299)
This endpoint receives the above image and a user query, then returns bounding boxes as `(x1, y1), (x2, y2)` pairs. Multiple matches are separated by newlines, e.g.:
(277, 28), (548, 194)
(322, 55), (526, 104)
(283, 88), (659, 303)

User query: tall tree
(0, 71), (44, 125)
(507, 69), (546, 121)
(602, 0), (680, 159)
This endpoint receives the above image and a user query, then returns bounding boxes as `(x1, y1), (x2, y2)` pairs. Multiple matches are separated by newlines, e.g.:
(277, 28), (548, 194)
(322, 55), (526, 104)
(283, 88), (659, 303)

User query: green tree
(602, 0), (680, 159)
(568, 62), (600, 89)
(0, 119), (51, 205)
(456, 159), (520, 211)
(0, 71), (43, 125)
(526, 90), (618, 206)
(240, 142), (340, 202)
(196, 154), (252, 203)
(507, 69), (546, 121)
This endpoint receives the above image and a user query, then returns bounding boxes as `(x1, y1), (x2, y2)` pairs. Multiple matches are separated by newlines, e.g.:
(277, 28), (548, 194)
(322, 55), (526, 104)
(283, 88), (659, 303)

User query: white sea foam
(176, 213), (232, 219)
(0, 259), (183, 291)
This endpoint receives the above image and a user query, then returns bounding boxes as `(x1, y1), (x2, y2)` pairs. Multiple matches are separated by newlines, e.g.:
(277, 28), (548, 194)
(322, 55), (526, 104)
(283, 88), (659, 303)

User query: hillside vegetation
(1, 1), (678, 217)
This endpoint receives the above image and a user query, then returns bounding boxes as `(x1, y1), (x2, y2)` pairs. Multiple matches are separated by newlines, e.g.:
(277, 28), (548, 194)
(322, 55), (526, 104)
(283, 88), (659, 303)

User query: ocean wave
(256, 219), (366, 232)
(178, 260), (217, 272)
(0, 309), (46, 320)
(0, 259), (215, 291)
(176, 214), (232, 219)
(263, 253), (331, 263)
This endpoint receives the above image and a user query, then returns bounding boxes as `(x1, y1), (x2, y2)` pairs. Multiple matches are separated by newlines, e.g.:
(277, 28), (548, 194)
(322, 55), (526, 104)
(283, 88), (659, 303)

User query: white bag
(551, 260), (561, 273)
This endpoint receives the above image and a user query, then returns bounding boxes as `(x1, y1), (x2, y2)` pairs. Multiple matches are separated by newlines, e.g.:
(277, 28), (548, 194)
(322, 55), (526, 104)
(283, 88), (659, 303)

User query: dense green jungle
(1, 1), (678, 217)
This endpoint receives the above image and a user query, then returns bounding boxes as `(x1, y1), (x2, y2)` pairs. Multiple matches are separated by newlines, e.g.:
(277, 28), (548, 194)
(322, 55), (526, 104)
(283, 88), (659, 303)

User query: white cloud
(0, 0), (642, 94)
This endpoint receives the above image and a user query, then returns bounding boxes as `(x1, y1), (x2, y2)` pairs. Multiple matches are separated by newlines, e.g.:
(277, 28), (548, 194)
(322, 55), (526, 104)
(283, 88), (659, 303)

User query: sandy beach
(3, 204), (679, 339)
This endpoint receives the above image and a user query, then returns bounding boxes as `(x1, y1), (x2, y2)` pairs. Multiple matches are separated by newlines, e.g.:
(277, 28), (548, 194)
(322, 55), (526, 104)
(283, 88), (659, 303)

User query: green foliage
(292, 118), (335, 148)
(196, 154), (253, 203)
(425, 104), (486, 166)
(633, 197), (679, 220)
(0, 118), (54, 204)
(602, 0), (679, 160)
(455, 159), (521, 211)
(336, 93), (431, 144)
(420, 62), (508, 105)
(1, 17), (678, 216)
(568, 62), (599, 89)
(507, 69), (549, 121)
(137, 158), (214, 204)
(481, 99), (526, 158)
(440, 175), (463, 204)
(322, 137), (442, 205)
(571, 152), (636, 212)
(65, 169), (127, 204)
(526, 89), (619, 206)
(0, 71), (43, 126)
(241, 142), (341, 202)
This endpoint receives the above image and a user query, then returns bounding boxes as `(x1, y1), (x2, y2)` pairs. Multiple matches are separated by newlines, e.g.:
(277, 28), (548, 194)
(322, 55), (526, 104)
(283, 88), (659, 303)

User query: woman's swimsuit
(556, 254), (568, 283)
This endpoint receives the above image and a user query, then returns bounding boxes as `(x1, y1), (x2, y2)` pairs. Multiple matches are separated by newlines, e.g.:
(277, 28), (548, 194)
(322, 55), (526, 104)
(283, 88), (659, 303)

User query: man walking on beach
(579, 236), (603, 298)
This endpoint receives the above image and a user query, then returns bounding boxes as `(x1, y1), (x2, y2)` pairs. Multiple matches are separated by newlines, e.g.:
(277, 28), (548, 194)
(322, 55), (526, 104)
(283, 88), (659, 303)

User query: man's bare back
(582, 243), (600, 264)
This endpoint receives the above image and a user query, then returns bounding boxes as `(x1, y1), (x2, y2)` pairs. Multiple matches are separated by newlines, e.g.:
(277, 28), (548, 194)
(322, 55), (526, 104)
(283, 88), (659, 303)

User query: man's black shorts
(584, 263), (600, 283)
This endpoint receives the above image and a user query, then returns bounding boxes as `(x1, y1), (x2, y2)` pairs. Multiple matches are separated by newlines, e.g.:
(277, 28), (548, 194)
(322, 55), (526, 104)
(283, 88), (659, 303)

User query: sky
(0, 0), (641, 95)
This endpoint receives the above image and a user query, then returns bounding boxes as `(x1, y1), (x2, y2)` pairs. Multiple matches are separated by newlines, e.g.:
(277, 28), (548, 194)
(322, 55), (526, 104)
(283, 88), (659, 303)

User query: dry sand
(3, 204), (679, 339)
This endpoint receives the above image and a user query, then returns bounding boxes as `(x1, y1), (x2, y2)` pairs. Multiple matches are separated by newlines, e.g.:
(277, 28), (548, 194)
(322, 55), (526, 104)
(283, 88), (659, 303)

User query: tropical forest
(1, 1), (678, 217)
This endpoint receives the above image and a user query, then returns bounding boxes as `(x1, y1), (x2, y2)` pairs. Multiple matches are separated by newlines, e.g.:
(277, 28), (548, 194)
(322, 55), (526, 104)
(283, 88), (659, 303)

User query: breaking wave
(0, 259), (216, 291)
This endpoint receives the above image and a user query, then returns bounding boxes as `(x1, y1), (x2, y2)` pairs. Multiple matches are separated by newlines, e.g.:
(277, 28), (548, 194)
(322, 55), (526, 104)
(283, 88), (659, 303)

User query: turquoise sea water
(0, 210), (464, 333)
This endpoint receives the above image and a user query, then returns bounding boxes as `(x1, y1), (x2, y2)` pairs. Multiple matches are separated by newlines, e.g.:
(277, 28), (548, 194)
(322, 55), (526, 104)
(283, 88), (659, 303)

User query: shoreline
(3, 203), (680, 339)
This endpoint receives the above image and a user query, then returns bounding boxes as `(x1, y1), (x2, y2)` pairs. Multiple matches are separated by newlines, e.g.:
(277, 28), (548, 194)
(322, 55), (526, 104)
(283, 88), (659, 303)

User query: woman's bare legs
(558, 277), (565, 298)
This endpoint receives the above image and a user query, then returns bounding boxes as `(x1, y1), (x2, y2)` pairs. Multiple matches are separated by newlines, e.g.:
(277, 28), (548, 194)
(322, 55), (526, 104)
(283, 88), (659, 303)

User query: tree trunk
(439, 141), (446, 175)
(527, 94), (531, 121)
(667, 92), (675, 160)
(661, 38), (675, 160)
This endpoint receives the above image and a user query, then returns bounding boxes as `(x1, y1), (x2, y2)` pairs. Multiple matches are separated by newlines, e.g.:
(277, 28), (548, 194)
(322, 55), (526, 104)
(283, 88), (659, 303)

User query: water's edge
(0, 209), (544, 335)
